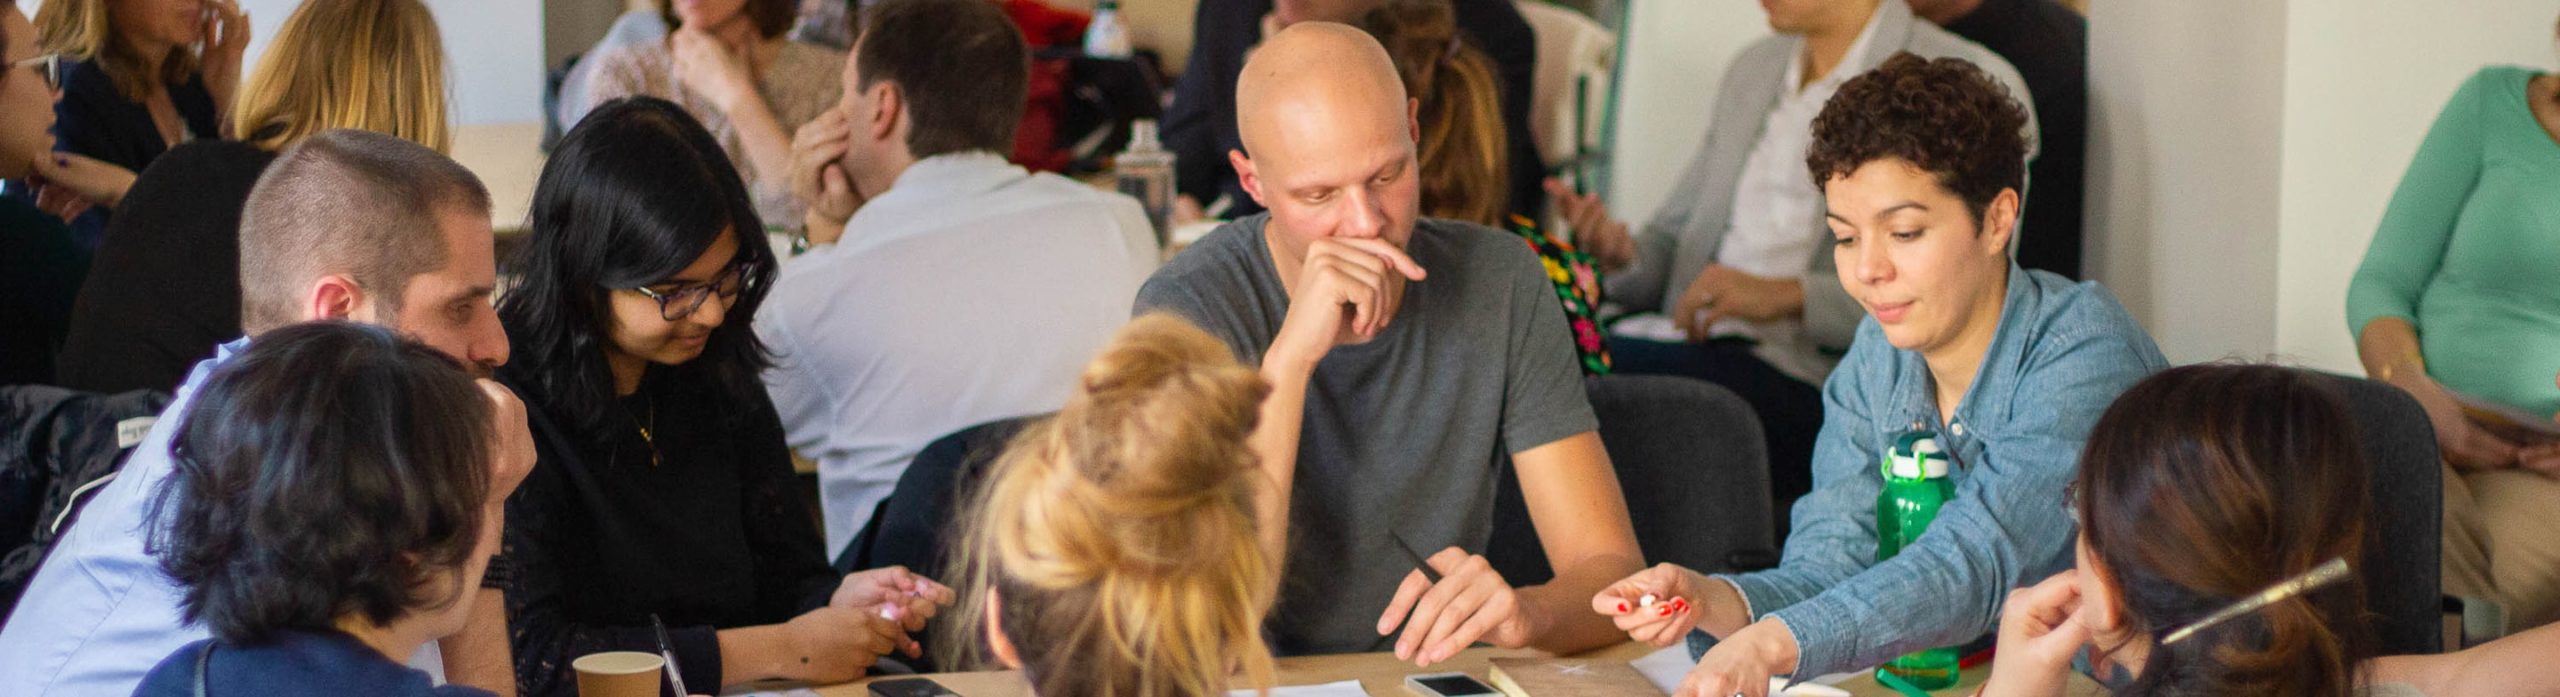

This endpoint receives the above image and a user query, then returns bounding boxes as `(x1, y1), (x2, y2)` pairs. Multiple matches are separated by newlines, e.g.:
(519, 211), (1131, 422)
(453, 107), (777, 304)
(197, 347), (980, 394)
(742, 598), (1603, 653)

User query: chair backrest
(2316, 371), (2444, 655)
(836, 415), (1042, 579)
(1514, 1), (1617, 169)
(1488, 374), (1776, 585)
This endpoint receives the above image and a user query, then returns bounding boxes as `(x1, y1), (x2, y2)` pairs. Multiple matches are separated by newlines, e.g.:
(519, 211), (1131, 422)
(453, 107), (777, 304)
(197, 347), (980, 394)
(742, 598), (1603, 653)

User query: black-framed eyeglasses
(10, 54), (65, 91)
(627, 260), (754, 322)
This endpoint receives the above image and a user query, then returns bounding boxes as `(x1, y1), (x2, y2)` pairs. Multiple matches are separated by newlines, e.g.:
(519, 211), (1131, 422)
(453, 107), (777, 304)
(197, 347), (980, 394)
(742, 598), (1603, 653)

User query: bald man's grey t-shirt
(1134, 213), (1599, 655)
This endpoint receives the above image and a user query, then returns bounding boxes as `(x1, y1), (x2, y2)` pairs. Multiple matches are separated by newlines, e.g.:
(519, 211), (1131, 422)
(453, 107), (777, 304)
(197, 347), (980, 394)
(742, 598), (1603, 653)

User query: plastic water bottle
(1876, 431), (1961, 689)
(1114, 119), (1176, 250)
(1084, 0), (1132, 58)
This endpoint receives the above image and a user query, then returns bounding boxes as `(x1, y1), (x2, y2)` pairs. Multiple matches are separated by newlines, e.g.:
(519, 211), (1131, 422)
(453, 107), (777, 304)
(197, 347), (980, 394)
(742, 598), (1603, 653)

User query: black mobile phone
(1406, 672), (1501, 697)
(868, 677), (961, 697)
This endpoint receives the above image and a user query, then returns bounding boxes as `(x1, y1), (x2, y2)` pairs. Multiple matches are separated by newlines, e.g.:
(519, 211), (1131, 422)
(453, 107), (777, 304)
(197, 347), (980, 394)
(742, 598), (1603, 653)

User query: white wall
(2089, 0), (2557, 369)
(1605, 0), (1768, 225)
(2272, 0), (2557, 372)
(2082, 0), (2289, 364)
(235, 0), (545, 126)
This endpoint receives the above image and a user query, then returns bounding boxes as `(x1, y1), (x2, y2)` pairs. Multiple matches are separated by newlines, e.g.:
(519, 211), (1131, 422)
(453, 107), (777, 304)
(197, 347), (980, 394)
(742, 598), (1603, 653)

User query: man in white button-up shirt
(764, 0), (1157, 558)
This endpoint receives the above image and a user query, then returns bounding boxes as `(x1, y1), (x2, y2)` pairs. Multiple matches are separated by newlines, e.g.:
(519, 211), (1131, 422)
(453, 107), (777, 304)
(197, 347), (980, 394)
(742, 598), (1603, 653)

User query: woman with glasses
(497, 96), (950, 697)
(0, 0), (87, 385)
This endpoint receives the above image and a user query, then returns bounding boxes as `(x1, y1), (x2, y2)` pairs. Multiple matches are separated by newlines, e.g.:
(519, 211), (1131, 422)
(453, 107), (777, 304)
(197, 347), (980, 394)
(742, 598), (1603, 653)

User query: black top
(1163, 0), (1543, 221)
(133, 630), (496, 697)
(53, 141), (273, 395)
(0, 197), (89, 386)
(54, 59), (219, 176)
(1942, 0), (2087, 279)
(499, 363), (837, 697)
(52, 59), (221, 250)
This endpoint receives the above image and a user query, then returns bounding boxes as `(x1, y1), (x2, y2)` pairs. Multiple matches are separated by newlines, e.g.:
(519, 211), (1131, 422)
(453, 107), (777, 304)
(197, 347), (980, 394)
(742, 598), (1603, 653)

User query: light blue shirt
(1707, 265), (2167, 677)
(0, 340), (242, 696)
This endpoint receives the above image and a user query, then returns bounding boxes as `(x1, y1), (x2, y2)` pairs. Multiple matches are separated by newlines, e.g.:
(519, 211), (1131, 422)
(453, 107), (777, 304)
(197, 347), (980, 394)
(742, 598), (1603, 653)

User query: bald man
(1133, 24), (1642, 663)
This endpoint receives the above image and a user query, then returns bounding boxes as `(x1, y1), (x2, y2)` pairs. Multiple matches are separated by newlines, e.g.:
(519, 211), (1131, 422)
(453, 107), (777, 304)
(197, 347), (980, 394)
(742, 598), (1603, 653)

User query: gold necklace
(635, 393), (661, 468)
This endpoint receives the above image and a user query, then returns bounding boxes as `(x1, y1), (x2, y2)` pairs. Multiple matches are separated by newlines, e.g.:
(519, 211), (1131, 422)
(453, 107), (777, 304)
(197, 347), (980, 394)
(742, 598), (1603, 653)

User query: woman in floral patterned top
(583, 0), (844, 229)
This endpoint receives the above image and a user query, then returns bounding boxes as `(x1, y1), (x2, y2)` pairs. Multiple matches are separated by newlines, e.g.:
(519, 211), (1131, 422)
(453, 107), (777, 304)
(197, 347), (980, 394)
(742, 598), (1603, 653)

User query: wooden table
(794, 643), (2038, 697)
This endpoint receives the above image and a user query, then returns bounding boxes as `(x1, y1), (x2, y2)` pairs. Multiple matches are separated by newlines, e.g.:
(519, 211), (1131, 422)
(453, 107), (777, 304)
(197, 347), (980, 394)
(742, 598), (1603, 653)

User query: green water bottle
(1876, 431), (1961, 689)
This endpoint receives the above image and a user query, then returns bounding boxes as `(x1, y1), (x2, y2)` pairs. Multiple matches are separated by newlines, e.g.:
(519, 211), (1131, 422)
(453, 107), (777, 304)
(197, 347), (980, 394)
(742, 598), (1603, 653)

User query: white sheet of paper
(1229, 679), (1370, 697)
(1630, 644), (1857, 697)
(1608, 313), (1762, 343)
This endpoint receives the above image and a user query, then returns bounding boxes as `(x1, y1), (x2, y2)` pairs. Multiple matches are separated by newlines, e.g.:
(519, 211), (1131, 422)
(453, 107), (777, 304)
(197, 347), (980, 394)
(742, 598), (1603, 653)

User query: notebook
(1485, 657), (1665, 697)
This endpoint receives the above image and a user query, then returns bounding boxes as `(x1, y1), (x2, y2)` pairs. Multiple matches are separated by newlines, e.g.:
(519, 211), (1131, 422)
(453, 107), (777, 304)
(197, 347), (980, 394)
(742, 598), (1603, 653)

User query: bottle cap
(1127, 119), (1162, 152)
(1887, 433), (1949, 479)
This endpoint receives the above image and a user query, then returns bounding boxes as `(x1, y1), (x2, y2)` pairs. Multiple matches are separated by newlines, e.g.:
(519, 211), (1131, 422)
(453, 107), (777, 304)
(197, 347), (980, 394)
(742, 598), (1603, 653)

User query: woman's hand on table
(831, 565), (954, 633)
(1673, 618), (1799, 697)
(782, 604), (913, 683)
(1592, 563), (1713, 647)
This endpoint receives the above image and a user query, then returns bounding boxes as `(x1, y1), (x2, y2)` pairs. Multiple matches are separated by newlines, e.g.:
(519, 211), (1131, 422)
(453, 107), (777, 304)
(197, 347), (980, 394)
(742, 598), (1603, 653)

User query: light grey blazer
(1606, 10), (2039, 361)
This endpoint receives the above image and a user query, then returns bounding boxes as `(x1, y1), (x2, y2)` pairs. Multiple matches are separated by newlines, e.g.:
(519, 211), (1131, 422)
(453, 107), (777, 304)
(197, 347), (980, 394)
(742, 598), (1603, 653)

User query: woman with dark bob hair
(497, 96), (950, 697)
(133, 321), (509, 696)
(1592, 53), (2166, 697)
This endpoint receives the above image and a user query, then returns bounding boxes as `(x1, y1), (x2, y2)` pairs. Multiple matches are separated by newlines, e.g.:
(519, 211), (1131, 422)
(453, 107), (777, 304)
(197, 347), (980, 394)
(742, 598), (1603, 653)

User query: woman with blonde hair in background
(1358, 0), (1612, 376)
(26, 0), (248, 234)
(947, 313), (1279, 697)
(55, 0), (449, 395)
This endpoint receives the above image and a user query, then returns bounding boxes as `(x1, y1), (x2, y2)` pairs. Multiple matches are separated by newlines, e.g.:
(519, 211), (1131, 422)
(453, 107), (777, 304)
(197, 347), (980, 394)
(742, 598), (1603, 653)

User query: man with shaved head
(1134, 24), (1642, 663)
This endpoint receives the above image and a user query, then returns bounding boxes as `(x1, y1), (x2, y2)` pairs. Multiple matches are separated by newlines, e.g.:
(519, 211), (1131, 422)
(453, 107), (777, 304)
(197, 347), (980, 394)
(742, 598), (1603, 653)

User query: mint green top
(2348, 66), (2560, 417)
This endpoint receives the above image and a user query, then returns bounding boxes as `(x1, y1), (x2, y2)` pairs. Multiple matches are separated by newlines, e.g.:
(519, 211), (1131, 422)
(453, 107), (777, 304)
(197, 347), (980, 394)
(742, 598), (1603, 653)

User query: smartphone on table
(868, 677), (960, 697)
(1405, 672), (1500, 697)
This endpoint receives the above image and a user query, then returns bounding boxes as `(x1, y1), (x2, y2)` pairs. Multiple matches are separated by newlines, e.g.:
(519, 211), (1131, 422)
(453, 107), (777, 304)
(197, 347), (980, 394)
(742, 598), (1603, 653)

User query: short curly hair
(152, 321), (493, 644)
(1805, 52), (2030, 223)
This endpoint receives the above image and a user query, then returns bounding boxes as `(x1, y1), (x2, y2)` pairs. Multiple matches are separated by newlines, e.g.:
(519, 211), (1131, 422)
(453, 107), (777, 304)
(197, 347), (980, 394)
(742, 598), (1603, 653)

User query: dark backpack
(0, 385), (171, 624)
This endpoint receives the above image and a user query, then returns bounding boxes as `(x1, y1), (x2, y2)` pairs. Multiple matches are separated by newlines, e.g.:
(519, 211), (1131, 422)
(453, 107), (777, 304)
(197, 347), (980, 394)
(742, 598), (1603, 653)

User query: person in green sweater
(2345, 16), (2560, 631)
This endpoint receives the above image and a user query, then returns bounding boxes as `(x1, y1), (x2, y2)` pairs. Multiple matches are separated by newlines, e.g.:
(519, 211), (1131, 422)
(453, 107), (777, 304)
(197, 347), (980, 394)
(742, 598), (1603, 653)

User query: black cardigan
(54, 141), (273, 394)
(499, 363), (837, 697)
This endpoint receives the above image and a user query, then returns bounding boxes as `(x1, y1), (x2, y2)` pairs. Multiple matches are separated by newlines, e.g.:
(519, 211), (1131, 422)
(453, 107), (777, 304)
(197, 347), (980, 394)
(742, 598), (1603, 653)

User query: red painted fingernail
(1659, 605), (1672, 616)
(1617, 602), (1630, 613)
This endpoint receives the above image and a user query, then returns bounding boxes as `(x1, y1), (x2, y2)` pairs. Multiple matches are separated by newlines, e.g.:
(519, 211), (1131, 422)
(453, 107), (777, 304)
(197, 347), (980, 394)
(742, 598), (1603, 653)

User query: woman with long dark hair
(496, 96), (948, 697)
(1984, 365), (2383, 696)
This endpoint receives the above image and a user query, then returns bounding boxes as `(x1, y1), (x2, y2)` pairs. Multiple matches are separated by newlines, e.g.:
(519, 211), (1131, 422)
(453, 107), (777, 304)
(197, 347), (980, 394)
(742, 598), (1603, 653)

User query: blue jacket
(1716, 264), (2166, 676)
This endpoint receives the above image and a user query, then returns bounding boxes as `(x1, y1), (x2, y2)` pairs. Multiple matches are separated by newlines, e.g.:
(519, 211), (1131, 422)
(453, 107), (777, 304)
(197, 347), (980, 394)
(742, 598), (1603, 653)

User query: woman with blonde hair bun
(56, 0), (449, 395)
(948, 313), (1279, 697)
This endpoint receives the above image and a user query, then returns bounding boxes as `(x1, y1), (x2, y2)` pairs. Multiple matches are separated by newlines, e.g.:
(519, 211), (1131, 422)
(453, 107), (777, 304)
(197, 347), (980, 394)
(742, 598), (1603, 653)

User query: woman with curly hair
(1591, 53), (2165, 697)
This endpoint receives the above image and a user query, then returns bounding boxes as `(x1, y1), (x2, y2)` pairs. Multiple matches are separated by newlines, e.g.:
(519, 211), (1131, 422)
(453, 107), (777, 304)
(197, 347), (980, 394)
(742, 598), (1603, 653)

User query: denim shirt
(1711, 264), (2166, 677)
